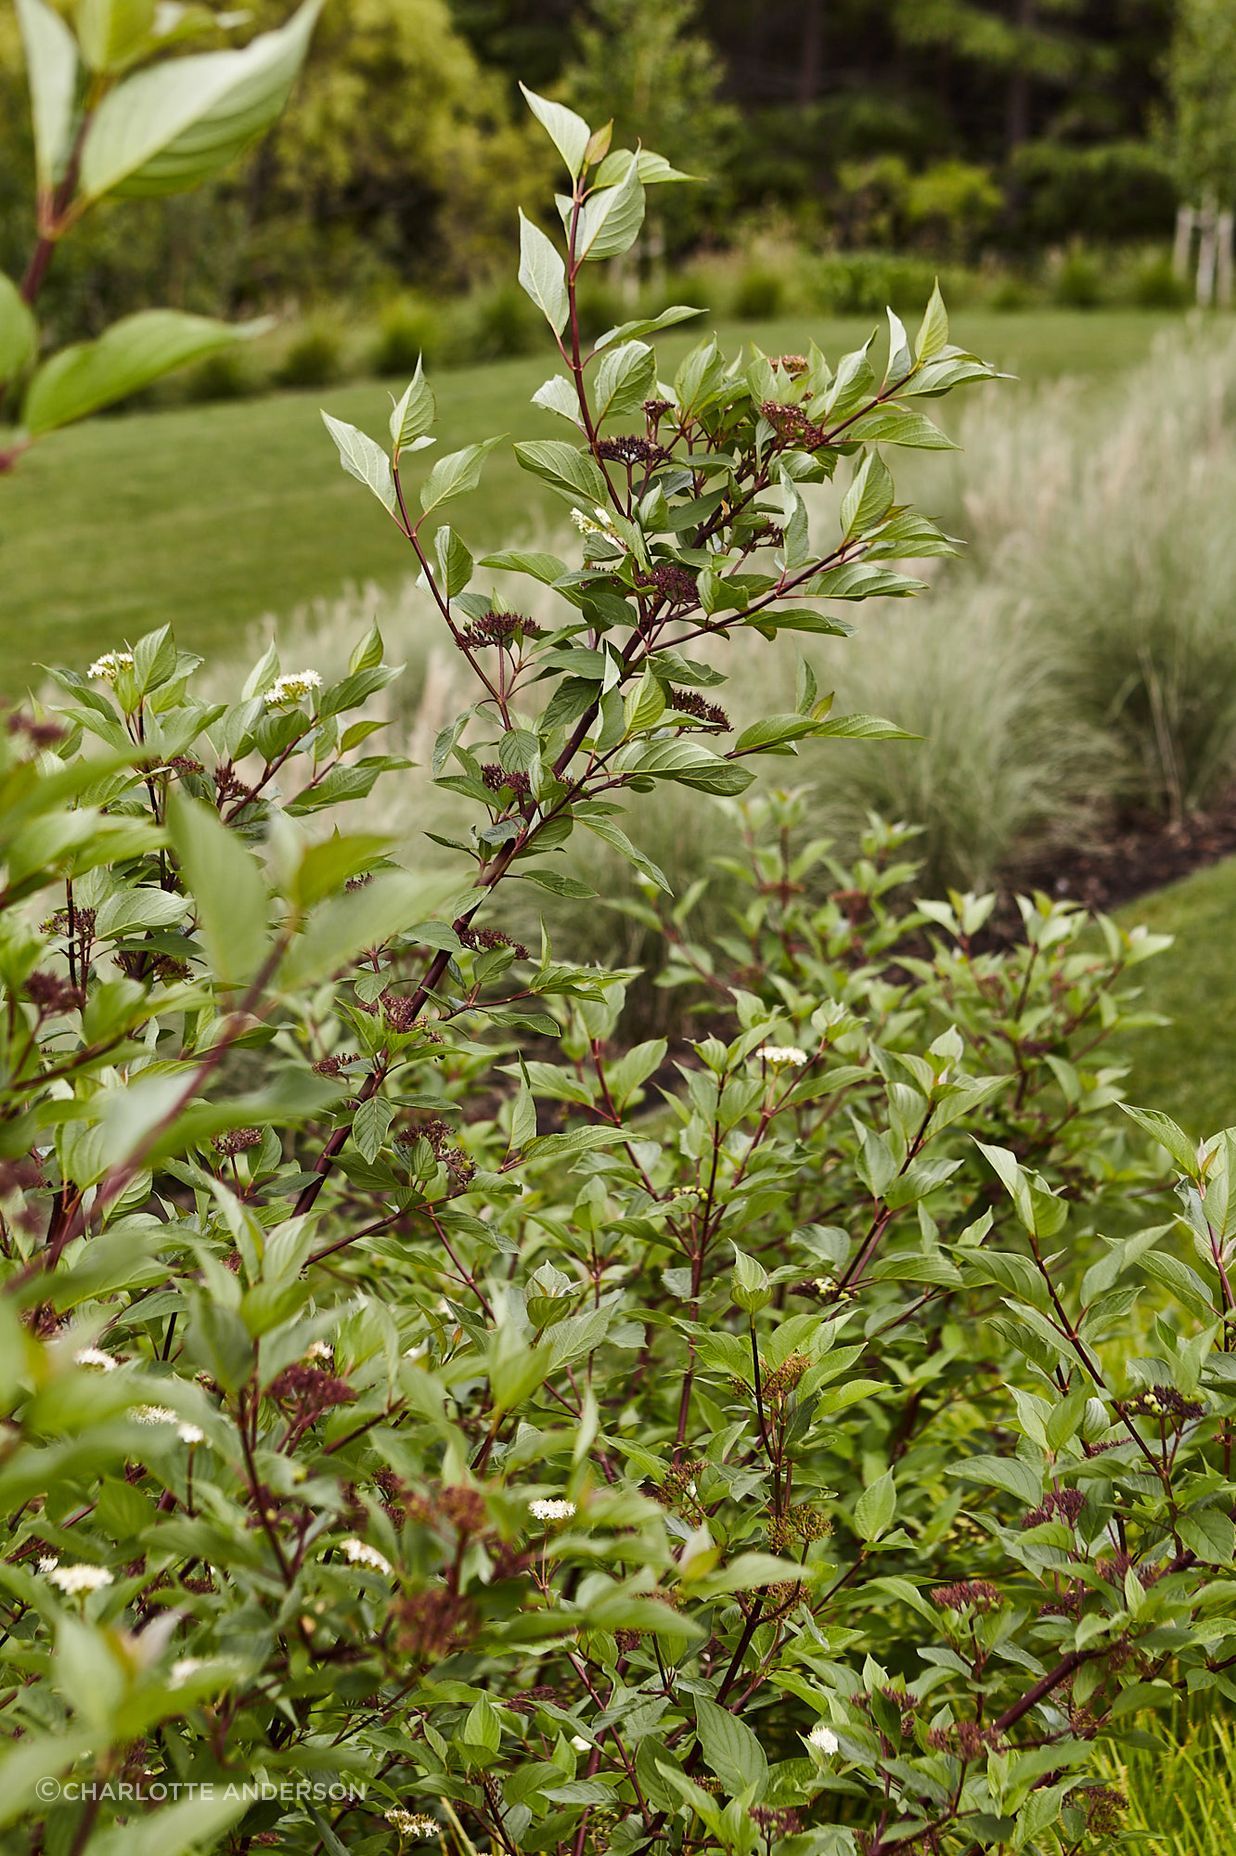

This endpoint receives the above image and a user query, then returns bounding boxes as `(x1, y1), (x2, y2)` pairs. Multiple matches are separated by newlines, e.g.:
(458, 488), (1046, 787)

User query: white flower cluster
(45, 1562), (113, 1596)
(528, 1498), (576, 1522)
(806, 1721), (839, 1755)
(759, 1044), (808, 1068)
(385, 1808), (439, 1840)
(570, 504), (627, 548)
(74, 1347), (118, 1371)
(133, 1405), (203, 1444)
(88, 651), (134, 683)
(263, 669), (323, 708)
(340, 1537), (392, 1575)
(169, 1657), (208, 1687)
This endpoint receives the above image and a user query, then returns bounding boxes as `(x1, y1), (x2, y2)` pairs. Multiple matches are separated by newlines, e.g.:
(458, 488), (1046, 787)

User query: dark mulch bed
(1010, 787), (1236, 917)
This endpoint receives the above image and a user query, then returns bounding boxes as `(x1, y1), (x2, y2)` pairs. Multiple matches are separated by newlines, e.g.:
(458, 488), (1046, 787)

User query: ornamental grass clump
(0, 86), (1233, 1856)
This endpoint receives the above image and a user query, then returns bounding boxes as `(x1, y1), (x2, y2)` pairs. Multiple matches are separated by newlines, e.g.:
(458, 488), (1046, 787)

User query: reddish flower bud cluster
(25, 970), (84, 1015)
(1118, 1384), (1205, 1425)
(1023, 1487), (1086, 1529)
(925, 1720), (1005, 1758)
(931, 1580), (1001, 1612)
(459, 925), (530, 961)
(481, 762), (532, 799)
(267, 1362), (356, 1428)
(668, 686), (730, 728)
(213, 1127), (263, 1158)
(636, 562), (698, 608)
(392, 1586), (474, 1660)
(312, 1051), (358, 1075)
(6, 712), (66, 749)
(760, 399), (828, 449)
(458, 611), (544, 650)
(596, 434), (670, 467)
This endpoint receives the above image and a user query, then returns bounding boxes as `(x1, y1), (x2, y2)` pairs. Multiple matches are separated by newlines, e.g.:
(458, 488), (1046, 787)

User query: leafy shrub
(0, 0), (320, 475)
(453, 277), (544, 360)
(731, 263), (786, 320)
(3, 85), (1234, 1856)
(369, 294), (447, 376)
(179, 347), (264, 404)
(1007, 141), (1179, 248)
(274, 320), (347, 389)
(1051, 245), (1105, 309)
(1129, 252), (1192, 310)
(804, 252), (977, 317)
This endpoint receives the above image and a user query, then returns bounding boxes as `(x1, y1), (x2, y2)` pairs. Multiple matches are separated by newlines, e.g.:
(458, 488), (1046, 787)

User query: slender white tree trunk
(1196, 195), (1218, 306)
(1217, 210), (1234, 308)
(1173, 203), (1195, 278)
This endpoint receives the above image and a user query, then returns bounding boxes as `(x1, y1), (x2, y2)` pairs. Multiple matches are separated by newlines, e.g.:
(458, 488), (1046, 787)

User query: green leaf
(519, 82), (590, 179)
(518, 210), (569, 336)
(630, 740), (753, 795)
(434, 526), (473, 598)
(1120, 1104), (1198, 1178)
(0, 274), (36, 387)
(854, 1467), (896, 1541)
(0, 1728), (97, 1831)
(76, 0), (155, 73)
(15, 0), (78, 188)
(840, 452), (894, 538)
(419, 438), (503, 518)
(166, 792), (269, 994)
(593, 305), (703, 349)
(579, 813), (670, 893)
(280, 869), (461, 990)
(594, 340), (656, 425)
(389, 357), (435, 453)
(514, 438), (608, 507)
(78, 0), (323, 200)
(916, 281), (949, 361)
(576, 154), (645, 262)
(694, 1696), (768, 1799)
(86, 1791), (248, 1856)
(321, 411), (396, 515)
(24, 310), (266, 434)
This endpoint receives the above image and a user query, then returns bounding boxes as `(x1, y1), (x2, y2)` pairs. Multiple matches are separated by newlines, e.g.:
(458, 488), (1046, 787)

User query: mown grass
(0, 310), (1179, 696)
(1119, 854), (1236, 1134)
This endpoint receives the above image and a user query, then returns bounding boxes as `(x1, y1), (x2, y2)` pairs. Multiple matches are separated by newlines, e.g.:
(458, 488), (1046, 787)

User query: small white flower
(177, 1422), (205, 1445)
(385, 1809), (439, 1840)
(807, 1721), (839, 1755)
(47, 1563), (113, 1596)
(168, 1657), (207, 1687)
(134, 1405), (178, 1426)
(340, 1537), (393, 1575)
(264, 669), (323, 708)
(759, 1044), (808, 1069)
(305, 1340), (332, 1362)
(74, 1347), (118, 1371)
(528, 1498), (576, 1523)
(37, 1555), (58, 1574)
(570, 1734), (590, 1752)
(569, 505), (624, 545)
(88, 651), (134, 683)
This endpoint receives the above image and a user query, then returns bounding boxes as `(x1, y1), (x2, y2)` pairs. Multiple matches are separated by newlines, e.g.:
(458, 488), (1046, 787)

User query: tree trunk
(797, 0), (824, 105)
(1173, 203), (1195, 278)
(1218, 211), (1234, 309)
(1197, 195), (1218, 306)
(1005, 0), (1037, 154)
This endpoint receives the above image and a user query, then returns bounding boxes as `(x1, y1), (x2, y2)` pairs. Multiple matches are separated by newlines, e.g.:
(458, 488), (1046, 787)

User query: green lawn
(1119, 855), (1236, 1135)
(0, 309), (1178, 696)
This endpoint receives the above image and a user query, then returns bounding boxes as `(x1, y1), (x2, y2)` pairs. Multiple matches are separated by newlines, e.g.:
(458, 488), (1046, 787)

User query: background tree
(1167, 0), (1236, 304)
(559, 0), (736, 276)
